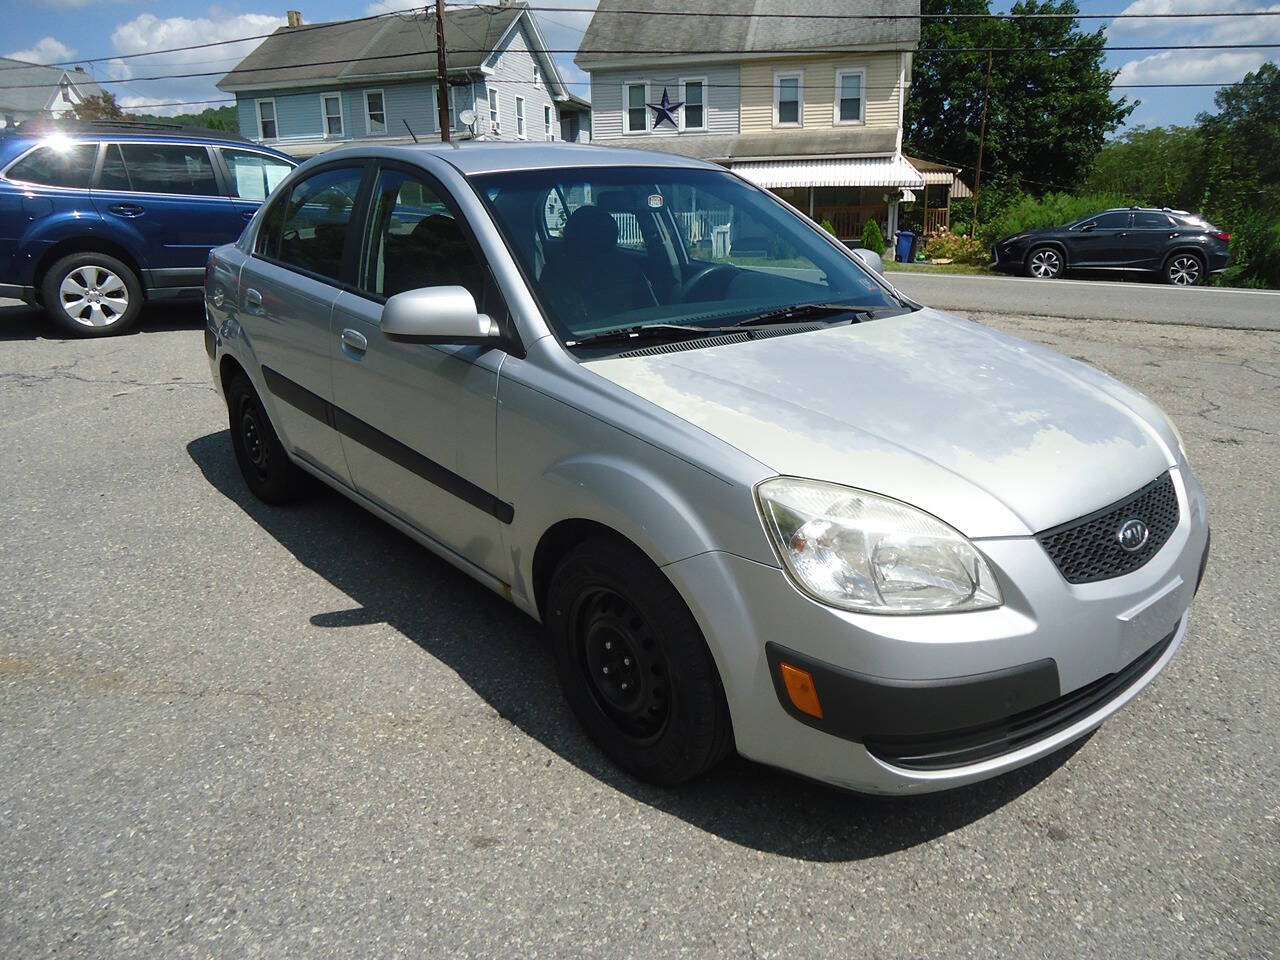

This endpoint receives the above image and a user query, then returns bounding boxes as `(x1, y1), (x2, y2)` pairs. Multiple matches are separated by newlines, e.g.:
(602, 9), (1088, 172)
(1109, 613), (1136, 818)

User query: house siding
(589, 63), (740, 140)
(483, 22), (557, 140)
(740, 52), (902, 135)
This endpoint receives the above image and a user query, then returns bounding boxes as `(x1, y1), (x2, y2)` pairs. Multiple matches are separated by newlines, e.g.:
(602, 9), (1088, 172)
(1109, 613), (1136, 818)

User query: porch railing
(812, 205), (886, 242)
(923, 208), (951, 235)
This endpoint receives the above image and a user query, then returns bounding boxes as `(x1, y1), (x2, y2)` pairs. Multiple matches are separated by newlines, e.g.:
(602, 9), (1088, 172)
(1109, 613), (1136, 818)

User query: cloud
(365, 0), (422, 12)
(96, 11), (284, 114)
(5, 36), (76, 65)
(1115, 48), (1273, 84)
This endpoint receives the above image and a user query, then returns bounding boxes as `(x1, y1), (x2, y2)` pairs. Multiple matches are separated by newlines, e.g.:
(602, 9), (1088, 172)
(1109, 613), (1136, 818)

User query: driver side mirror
(851, 248), (885, 275)
(380, 286), (500, 345)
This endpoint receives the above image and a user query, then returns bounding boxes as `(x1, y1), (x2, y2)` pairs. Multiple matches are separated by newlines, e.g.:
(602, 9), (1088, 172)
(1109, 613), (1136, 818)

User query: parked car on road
(0, 121), (295, 336)
(991, 207), (1230, 285)
(206, 143), (1209, 794)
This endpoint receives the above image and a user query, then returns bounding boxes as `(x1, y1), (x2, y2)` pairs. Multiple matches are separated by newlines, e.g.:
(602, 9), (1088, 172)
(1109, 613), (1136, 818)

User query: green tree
(861, 219), (887, 255)
(72, 91), (132, 121)
(1084, 125), (1201, 208)
(905, 0), (1132, 195)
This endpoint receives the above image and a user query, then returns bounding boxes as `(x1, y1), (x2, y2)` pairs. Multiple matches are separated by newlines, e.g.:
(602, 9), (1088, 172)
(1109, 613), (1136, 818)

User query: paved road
(890, 270), (1280, 330)
(1, 303), (1277, 958)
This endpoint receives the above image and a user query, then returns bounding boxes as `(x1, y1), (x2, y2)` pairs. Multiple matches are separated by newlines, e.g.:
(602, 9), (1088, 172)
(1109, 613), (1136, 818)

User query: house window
(515, 96), (526, 138)
(681, 78), (705, 131)
(774, 72), (803, 127)
(432, 87), (458, 131)
(488, 89), (499, 134)
(365, 90), (386, 135)
(321, 93), (343, 137)
(533, 63), (540, 86)
(256, 99), (277, 140)
(835, 69), (864, 124)
(624, 82), (647, 134)
(544, 104), (553, 140)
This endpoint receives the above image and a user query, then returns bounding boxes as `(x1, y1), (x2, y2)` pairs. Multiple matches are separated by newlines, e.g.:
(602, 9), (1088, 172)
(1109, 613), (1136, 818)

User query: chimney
(74, 64), (86, 73)
(286, 10), (302, 27)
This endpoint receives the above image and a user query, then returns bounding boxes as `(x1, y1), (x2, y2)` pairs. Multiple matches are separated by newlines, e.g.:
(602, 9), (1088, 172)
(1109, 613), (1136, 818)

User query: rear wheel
(40, 252), (142, 338)
(1025, 246), (1063, 279)
(226, 373), (308, 505)
(545, 537), (733, 785)
(1164, 253), (1204, 286)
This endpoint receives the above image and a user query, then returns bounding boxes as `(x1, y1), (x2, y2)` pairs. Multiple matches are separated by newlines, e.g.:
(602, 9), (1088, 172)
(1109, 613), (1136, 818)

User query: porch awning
(729, 155), (925, 190)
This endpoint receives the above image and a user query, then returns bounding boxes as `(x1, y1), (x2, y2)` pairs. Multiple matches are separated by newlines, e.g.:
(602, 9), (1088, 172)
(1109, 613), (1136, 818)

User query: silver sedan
(204, 142), (1209, 794)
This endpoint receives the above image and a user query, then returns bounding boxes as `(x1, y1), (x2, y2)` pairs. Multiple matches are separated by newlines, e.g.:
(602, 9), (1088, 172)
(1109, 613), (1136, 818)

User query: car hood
(582, 309), (1176, 538)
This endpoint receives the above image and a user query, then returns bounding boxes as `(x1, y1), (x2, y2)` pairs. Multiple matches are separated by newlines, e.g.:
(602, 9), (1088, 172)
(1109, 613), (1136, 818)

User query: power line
(5, 4), (1278, 76)
(2, 41), (1276, 92)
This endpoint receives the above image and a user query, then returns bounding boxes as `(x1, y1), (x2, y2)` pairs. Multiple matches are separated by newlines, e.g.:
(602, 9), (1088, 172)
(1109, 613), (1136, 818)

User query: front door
(330, 165), (507, 575)
(92, 142), (245, 289)
(1065, 211), (1133, 267)
(239, 163), (369, 482)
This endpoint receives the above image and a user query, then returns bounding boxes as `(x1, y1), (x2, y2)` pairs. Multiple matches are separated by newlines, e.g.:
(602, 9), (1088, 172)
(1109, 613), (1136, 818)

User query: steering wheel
(680, 263), (737, 302)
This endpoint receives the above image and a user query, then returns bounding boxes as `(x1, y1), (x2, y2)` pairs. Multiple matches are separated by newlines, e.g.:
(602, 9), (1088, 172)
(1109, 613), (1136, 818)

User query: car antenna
(402, 119), (420, 144)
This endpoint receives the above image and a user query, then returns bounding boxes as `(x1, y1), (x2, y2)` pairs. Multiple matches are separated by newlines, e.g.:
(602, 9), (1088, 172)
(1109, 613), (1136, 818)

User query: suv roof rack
(8, 117), (250, 143)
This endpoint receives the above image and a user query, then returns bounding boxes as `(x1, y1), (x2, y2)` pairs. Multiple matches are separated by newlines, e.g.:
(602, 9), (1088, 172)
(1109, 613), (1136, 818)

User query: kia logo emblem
(1117, 518), (1150, 552)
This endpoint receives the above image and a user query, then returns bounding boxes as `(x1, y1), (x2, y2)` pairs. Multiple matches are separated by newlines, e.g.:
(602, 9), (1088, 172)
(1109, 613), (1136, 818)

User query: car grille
(1036, 473), (1179, 584)
(866, 628), (1177, 771)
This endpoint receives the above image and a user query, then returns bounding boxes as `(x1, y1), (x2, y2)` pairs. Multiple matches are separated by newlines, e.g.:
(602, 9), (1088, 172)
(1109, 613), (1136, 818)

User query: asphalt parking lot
(1, 300), (1277, 958)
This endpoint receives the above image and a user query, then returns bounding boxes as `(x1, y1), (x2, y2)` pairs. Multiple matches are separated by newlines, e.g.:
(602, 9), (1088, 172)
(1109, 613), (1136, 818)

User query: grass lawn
(884, 261), (996, 276)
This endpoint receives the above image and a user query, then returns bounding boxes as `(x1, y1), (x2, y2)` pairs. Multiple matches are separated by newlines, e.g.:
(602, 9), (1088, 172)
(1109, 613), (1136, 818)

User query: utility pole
(435, 0), (450, 141)
(970, 49), (992, 238)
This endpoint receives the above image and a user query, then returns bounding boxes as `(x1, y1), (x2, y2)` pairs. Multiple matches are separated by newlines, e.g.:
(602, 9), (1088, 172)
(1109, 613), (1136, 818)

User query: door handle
(241, 210), (255, 221)
(340, 328), (367, 355)
(108, 203), (144, 217)
(244, 288), (263, 314)
(1117, 232), (1127, 237)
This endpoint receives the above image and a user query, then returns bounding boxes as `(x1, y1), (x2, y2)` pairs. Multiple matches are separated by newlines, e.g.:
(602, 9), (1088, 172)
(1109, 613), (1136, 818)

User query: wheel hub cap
(578, 590), (669, 740)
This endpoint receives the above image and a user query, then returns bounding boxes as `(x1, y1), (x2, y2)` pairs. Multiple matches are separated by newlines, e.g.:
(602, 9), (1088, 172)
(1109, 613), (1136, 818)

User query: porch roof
(729, 155), (925, 190)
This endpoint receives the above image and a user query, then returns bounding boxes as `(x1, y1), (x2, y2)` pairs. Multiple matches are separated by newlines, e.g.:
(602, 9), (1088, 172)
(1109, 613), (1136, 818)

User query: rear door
(1128, 210), (1177, 270)
(1064, 211), (1132, 267)
(217, 146), (295, 224)
(92, 142), (245, 290)
(239, 162), (369, 482)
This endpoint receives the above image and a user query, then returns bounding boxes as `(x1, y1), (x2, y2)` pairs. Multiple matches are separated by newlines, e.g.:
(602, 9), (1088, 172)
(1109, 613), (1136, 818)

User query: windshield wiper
(564, 323), (737, 349)
(733, 302), (872, 328)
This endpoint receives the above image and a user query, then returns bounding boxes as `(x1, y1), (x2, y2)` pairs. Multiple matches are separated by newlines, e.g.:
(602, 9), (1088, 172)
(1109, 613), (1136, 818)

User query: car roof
(0, 128), (293, 159)
(313, 140), (726, 176)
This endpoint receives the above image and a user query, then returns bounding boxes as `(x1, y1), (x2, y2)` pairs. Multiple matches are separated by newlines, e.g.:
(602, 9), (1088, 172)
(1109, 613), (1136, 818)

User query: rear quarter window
(5, 143), (98, 189)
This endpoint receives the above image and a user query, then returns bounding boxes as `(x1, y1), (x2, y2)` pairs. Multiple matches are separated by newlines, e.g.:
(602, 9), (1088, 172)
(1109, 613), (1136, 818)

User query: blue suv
(0, 123), (294, 337)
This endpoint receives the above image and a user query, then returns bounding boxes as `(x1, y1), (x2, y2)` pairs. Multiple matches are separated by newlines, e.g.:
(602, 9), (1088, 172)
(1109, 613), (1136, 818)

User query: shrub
(820, 218), (837, 236)
(922, 230), (988, 265)
(860, 219), (886, 255)
(1218, 212), (1280, 288)
(979, 191), (1134, 246)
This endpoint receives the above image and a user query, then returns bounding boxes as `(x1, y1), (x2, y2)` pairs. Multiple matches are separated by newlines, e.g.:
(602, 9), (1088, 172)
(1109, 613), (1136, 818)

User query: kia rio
(204, 143), (1210, 794)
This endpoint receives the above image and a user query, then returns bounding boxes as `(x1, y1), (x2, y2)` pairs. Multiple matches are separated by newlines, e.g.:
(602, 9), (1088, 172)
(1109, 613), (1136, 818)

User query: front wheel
(40, 252), (143, 337)
(545, 537), (733, 785)
(1164, 253), (1204, 286)
(1025, 246), (1064, 279)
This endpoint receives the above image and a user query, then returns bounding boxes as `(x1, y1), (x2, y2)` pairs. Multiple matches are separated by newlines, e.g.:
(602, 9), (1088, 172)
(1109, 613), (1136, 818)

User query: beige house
(577, 0), (925, 243)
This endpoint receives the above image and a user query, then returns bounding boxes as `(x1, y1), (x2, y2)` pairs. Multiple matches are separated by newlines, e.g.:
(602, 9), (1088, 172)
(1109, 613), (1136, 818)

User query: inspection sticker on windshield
(647, 194), (664, 208)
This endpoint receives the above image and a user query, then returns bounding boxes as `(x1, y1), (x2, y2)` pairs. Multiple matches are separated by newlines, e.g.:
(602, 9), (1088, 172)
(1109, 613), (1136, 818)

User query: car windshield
(471, 166), (906, 347)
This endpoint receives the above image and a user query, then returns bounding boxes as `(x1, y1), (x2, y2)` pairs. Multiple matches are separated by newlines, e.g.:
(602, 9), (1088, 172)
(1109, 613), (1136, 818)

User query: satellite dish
(459, 108), (476, 127)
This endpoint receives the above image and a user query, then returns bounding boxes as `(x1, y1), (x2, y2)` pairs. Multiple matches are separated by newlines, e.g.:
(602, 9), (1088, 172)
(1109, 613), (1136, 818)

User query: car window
(221, 148), (293, 202)
(6, 142), (97, 189)
(117, 144), (219, 196)
(1134, 211), (1174, 228)
(1086, 212), (1131, 229)
(359, 168), (484, 302)
(475, 166), (899, 344)
(265, 165), (364, 282)
(98, 144), (131, 190)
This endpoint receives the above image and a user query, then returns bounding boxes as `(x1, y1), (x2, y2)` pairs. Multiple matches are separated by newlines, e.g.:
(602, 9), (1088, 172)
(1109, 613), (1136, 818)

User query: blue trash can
(895, 230), (915, 264)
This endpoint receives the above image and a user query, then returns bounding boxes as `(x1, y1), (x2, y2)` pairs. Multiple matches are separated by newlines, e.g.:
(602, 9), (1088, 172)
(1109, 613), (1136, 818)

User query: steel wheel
(1166, 255), (1202, 286)
(1027, 247), (1062, 279)
(58, 264), (130, 328)
(574, 587), (670, 744)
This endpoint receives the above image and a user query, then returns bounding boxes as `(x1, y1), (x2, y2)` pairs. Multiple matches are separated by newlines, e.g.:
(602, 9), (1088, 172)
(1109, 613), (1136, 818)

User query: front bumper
(663, 465), (1209, 794)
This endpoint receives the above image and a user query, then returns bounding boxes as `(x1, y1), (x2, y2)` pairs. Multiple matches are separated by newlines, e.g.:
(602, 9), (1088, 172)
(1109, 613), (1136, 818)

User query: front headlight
(756, 478), (1003, 614)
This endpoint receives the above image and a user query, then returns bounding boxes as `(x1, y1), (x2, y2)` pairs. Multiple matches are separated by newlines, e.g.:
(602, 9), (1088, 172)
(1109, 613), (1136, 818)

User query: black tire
(1025, 245), (1064, 279)
(545, 537), (733, 785)
(1164, 252), (1204, 286)
(226, 373), (308, 505)
(40, 252), (143, 338)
